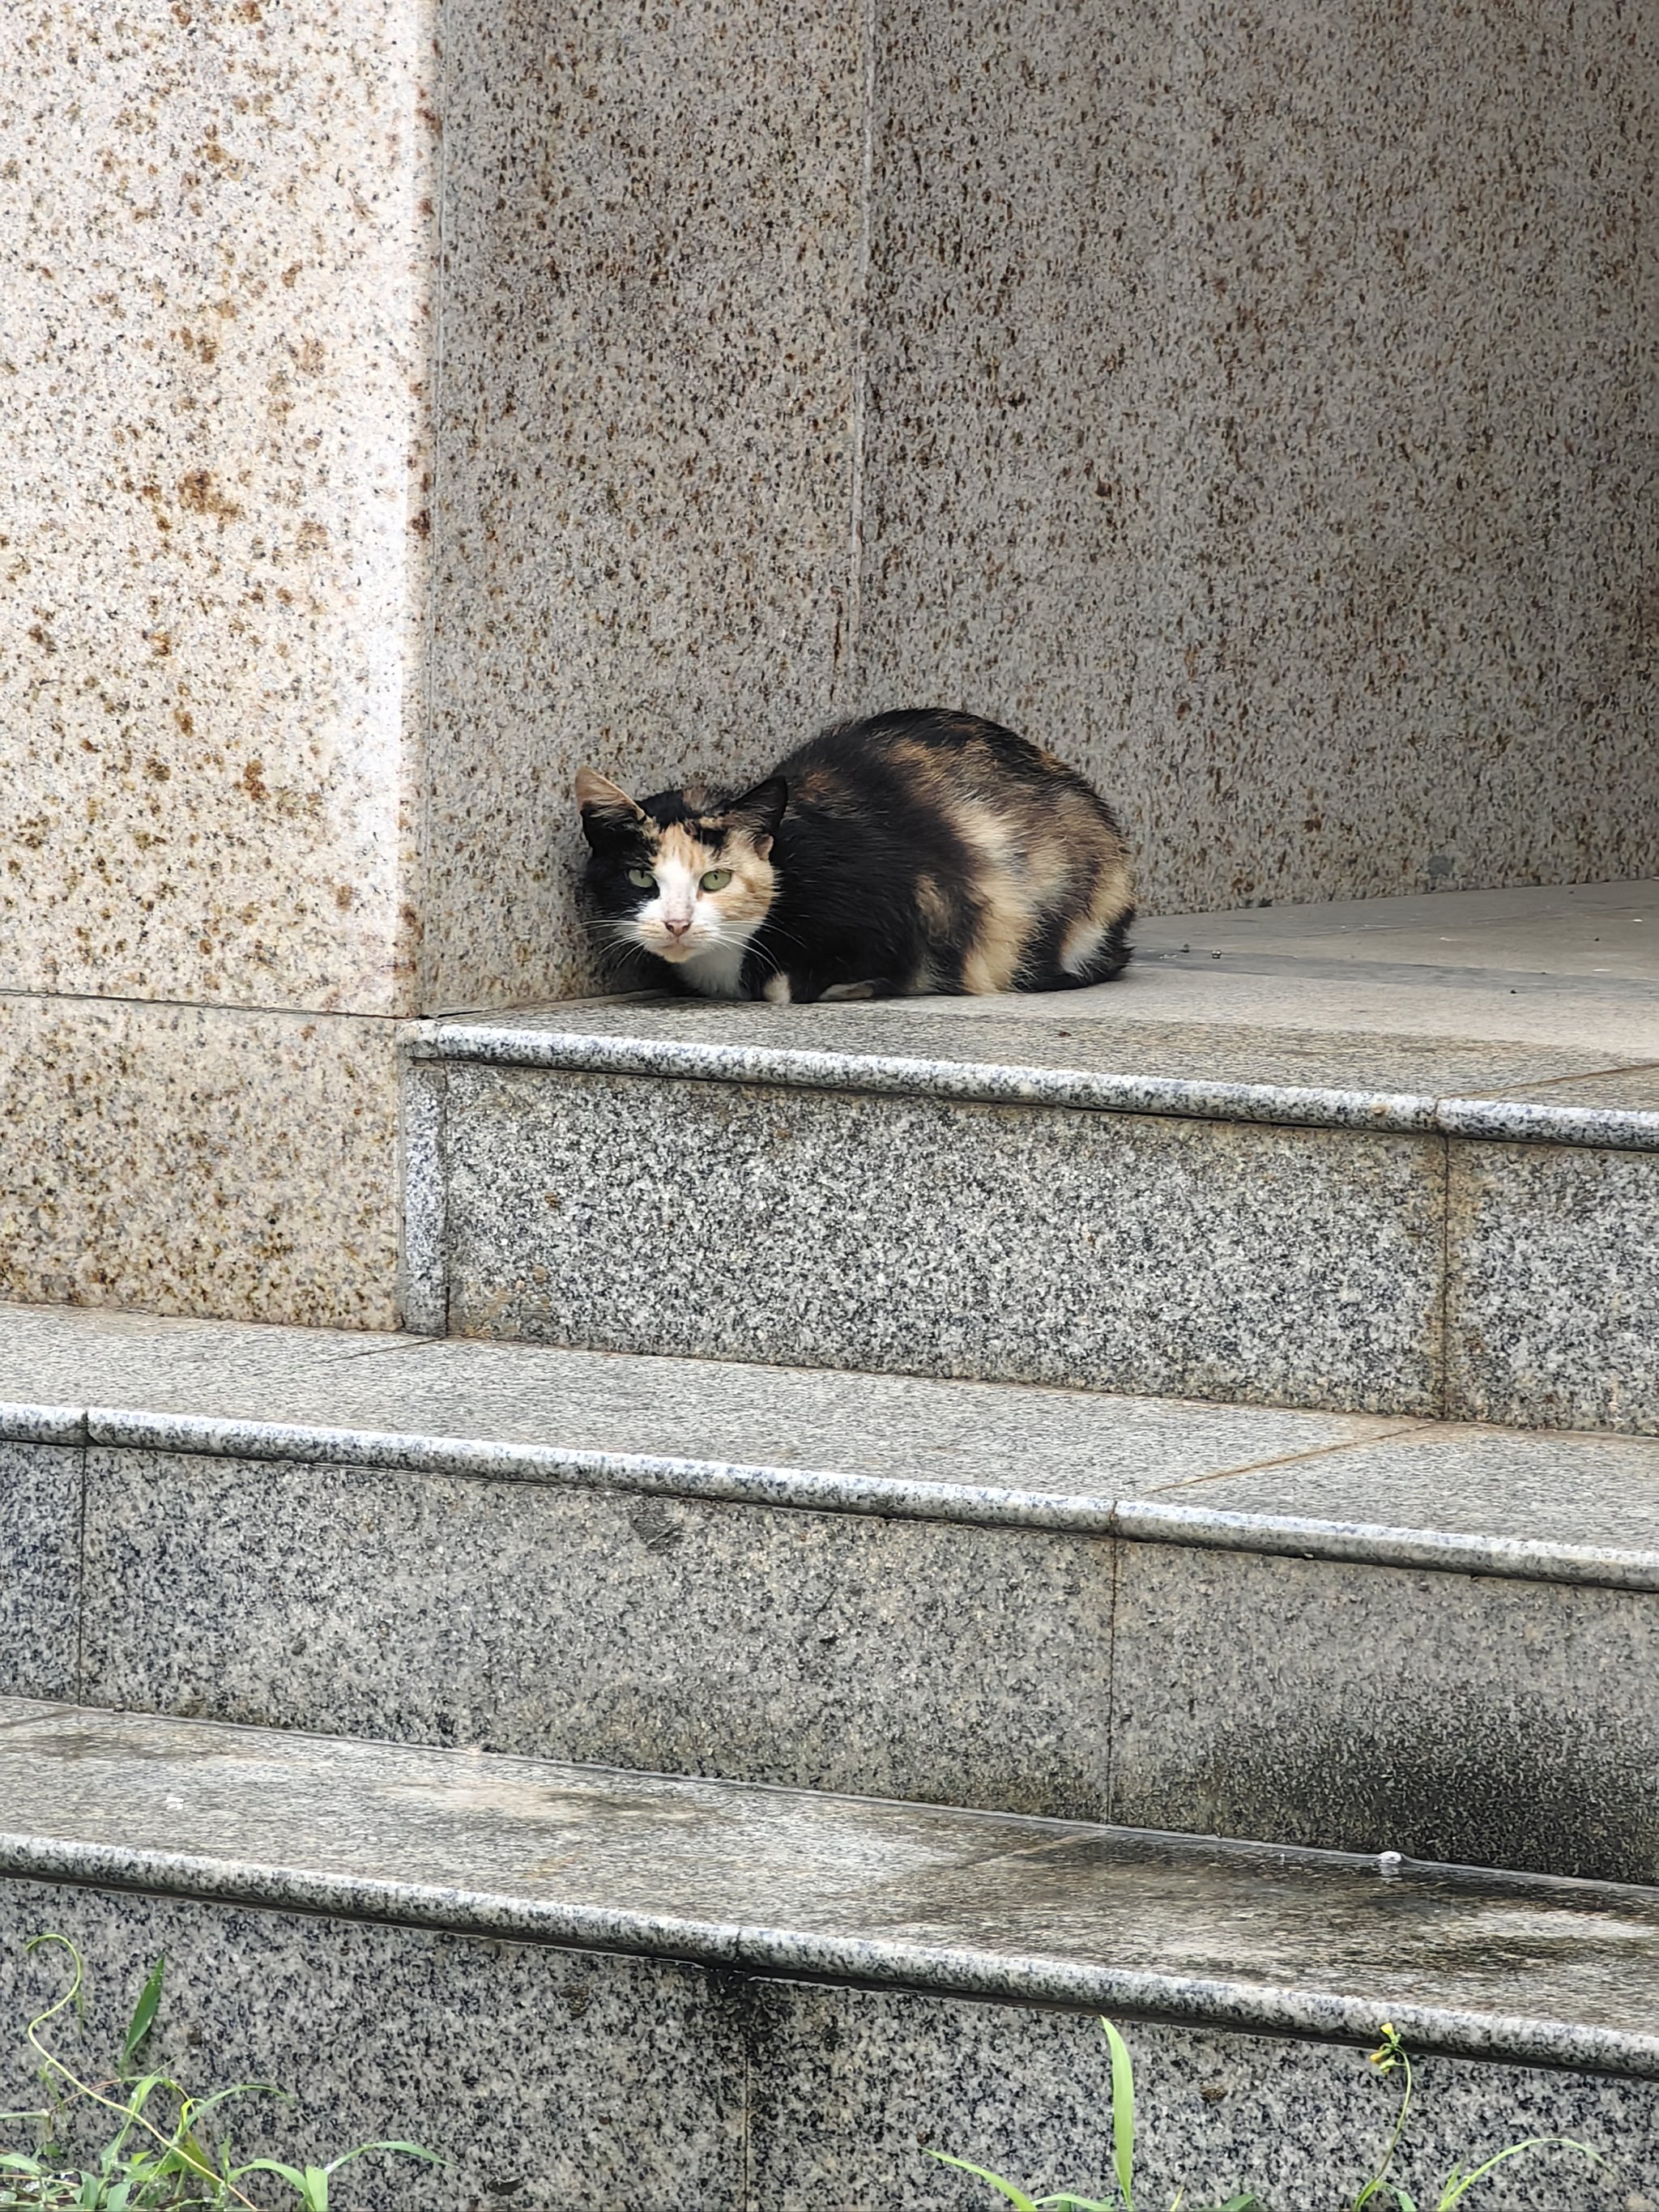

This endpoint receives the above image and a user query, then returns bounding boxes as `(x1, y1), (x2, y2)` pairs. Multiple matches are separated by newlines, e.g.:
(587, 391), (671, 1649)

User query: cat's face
(575, 768), (786, 974)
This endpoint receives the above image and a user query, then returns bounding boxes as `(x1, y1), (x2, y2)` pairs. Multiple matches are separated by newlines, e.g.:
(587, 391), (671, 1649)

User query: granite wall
(3, 0), (1655, 1321)
(435, 0), (1659, 1004)
(848, 0), (1659, 914)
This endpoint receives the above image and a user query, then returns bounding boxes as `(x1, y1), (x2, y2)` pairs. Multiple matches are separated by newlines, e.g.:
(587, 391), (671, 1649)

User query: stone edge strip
(408, 1022), (1659, 1153)
(2, 1830), (1656, 2079)
(8, 1401), (1658, 1596)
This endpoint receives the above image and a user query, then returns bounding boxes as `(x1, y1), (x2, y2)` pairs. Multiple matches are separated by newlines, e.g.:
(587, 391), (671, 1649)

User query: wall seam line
(415, 0), (453, 1018)
(837, 0), (877, 708)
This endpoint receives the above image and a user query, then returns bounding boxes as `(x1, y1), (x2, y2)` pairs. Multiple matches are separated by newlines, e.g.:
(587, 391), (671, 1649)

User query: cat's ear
(726, 775), (787, 860)
(575, 767), (644, 845)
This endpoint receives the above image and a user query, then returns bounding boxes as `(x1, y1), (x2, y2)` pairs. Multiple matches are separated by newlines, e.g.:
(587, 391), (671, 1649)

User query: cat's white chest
(675, 936), (753, 999)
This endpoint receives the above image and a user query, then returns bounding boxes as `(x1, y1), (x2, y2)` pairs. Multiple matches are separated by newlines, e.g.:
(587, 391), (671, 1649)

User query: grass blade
(1102, 2019), (1136, 2212)
(927, 2149), (1042, 2209)
(118, 1958), (164, 2074)
(322, 2139), (446, 2173)
(1436, 2136), (1602, 2207)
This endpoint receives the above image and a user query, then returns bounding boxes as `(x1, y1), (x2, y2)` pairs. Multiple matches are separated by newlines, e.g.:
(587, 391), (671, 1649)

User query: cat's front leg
(759, 970), (887, 1005)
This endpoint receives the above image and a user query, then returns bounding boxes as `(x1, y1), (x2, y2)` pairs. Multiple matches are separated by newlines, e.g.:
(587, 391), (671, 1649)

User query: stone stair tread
(416, 996), (1659, 1150)
(2, 1694), (1657, 2079)
(7, 1303), (1659, 1589)
(417, 879), (1659, 1138)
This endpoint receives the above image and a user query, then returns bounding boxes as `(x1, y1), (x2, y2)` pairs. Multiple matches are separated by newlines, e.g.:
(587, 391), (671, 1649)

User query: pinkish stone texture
(2, 0), (1655, 1323)
(0, 994), (400, 1328)
(0, 0), (437, 1016)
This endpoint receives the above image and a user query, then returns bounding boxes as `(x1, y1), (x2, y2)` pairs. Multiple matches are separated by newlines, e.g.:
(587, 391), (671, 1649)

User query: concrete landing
(2, 1700), (1654, 2210)
(407, 893), (1659, 1433)
(424, 877), (1659, 1130)
(4, 1302), (1659, 1588)
(1100, 876), (1659, 1055)
(424, 878), (1659, 1058)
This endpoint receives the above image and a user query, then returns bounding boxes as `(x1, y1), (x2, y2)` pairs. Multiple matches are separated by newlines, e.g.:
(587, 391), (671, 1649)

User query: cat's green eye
(627, 866), (656, 889)
(699, 869), (732, 893)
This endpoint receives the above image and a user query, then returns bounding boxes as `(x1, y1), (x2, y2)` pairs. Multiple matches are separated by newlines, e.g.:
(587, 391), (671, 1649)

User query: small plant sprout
(928, 2015), (1615, 2212)
(0, 1935), (445, 2210)
(1350, 2024), (1413, 2210)
(1350, 2021), (1607, 2212)
(928, 2018), (1267, 2212)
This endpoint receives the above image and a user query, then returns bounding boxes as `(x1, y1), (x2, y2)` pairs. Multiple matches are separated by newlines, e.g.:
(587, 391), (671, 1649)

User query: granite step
(0, 1695), (1655, 2211)
(6, 1302), (1659, 1882)
(403, 973), (1659, 1435)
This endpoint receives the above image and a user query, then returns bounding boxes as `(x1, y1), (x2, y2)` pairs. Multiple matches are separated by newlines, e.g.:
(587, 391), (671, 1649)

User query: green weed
(1350, 2022), (1604, 2212)
(928, 2016), (1608, 2212)
(0, 1935), (442, 2210)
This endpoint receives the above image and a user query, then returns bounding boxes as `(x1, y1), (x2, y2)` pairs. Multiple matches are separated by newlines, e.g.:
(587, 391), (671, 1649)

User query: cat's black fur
(577, 707), (1135, 1003)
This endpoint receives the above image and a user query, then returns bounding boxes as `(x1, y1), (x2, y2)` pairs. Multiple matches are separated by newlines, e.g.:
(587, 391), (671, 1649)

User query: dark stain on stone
(1124, 1690), (1659, 1886)
(177, 469), (241, 523)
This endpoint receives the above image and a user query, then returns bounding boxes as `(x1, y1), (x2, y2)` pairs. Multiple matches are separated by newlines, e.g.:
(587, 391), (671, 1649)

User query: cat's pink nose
(663, 917), (691, 938)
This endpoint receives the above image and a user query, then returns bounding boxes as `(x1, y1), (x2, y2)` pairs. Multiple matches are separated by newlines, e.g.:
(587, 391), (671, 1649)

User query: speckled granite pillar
(423, 0), (865, 1011)
(0, 0), (437, 1325)
(0, 0), (864, 1319)
(8, 0), (1655, 1322)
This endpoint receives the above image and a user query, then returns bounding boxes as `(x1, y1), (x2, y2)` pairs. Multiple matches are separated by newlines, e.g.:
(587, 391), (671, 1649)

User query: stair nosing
(410, 1020), (1659, 1153)
(3, 1698), (1658, 2081)
(10, 1393), (1659, 1595)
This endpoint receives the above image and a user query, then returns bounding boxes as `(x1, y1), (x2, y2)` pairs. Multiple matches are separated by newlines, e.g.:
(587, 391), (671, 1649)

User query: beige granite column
(0, 0), (437, 1327)
(7, 0), (1653, 1328)
(423, 0), (865, 1011)
(1, 0), (865, 1323)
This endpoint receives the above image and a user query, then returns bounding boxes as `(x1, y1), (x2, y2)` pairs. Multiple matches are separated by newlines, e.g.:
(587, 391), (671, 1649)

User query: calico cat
(575, 707), (1134, 1003)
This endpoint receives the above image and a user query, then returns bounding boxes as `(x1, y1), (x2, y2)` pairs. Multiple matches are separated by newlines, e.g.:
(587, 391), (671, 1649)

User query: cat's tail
(1045, 906), (1134, 990)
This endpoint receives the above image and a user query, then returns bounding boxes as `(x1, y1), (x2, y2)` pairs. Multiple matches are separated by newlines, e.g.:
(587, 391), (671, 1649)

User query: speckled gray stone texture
(1558, 0), (1659, 904)
(747, 1981), (1657, 2212)
(847, 2), (1659, 914)
(1505, 1069), (1659, 1113)
(1137, 4), (1608, 914)
(0, 1884), (744, 2212)
(1137, 880), (1659, 978)
(398, 1058), (447, 1333)
(444, 1065), (1446, 1410)
(424, 997), (1659, 1142)
(1139, 1421), (1659, 1588)
(426, 0), (862, 1009)
(0, 1444), (79, 1703)
(1111, 1542), (1659, 1885)
(0, 1302), (409, 1418)
(0, 1298), (1392, 1517)
(845, 0), (1166, 874)
(6, 1699), (1659, 2077)
(1448, 1141), (1659, 1433)
(1, 1888), (1650, 2212)
(15, 1290), (1659, 1571)
(426, 997), (1635, 1094)
(81, 1447), (1117, 1818)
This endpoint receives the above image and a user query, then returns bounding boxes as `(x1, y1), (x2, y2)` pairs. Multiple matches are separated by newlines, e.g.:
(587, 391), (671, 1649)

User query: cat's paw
(761, 974), (793, 1004)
